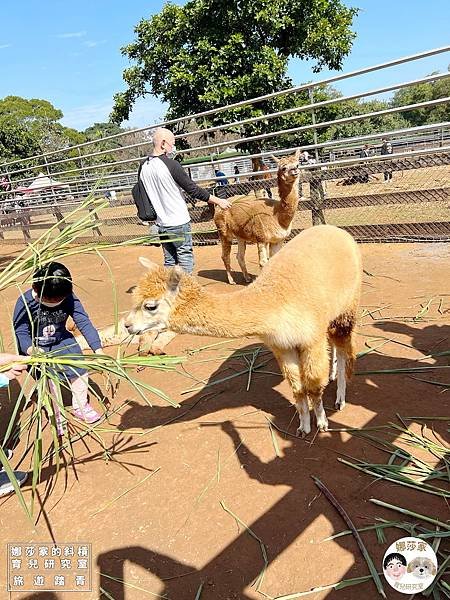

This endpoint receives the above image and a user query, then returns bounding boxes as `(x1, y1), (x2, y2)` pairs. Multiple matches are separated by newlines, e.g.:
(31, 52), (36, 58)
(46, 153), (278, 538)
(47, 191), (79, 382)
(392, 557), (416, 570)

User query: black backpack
(132, 157), (157, 222)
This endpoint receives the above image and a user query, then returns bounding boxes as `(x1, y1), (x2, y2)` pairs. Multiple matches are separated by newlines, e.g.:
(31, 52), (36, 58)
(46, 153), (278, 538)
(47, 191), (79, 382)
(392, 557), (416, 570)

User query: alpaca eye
(144, 302), (158, 312)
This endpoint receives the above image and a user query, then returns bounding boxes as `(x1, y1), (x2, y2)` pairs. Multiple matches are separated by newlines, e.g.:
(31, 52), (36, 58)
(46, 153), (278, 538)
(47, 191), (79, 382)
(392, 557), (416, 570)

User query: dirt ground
(0, 240), (449, 600)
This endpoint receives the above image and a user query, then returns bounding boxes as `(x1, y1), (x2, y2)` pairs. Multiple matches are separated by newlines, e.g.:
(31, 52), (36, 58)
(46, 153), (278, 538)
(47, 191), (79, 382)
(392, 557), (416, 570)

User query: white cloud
(83, 39), (107, 48)
(55, 31), (87, 39)
(0, 44), (12, 49)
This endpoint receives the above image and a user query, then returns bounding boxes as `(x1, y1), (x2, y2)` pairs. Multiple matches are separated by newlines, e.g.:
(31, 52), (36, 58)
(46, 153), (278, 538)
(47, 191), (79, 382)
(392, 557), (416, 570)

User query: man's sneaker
(72, 404), (103, 424)
(0, 449), (13, 471)
(0, 470), (28, 497)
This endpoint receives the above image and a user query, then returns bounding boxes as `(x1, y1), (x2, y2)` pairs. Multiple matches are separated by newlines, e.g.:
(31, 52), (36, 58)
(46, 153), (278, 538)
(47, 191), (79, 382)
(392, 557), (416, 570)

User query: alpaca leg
(336, 347), (347, 410)
(269, 242), (283, 258)
(257, 243), (269, 270)
(294, 393), (311, 437)
(332, 333), (356, 410)
(150, 331), (177, 355)
(299, 340), (330, 432)
(271, 347), (309, 436)
(329, 344), (337, 381)
(312, 396), (328, 432)
(236, 239), (252, 283)
(138, 330), (159, 355)
(328, 306), (357, 410)
(220, 235), (236, 285)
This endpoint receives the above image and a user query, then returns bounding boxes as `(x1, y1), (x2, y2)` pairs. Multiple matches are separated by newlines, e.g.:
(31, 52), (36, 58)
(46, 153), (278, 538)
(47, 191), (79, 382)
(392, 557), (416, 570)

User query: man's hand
(0, 353), (27, 380)
(209, 195), (232, 210)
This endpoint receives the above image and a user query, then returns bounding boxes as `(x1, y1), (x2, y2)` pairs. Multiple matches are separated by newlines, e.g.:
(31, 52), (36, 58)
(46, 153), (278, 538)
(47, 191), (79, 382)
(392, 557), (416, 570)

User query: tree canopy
(111, 0), (358, 133)
(0, 96), (84, 164)
(391, 70), (450, 126)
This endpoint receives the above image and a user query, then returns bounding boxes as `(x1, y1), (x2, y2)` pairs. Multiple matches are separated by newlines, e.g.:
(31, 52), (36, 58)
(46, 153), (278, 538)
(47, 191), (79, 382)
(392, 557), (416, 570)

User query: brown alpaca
(214, 150), (300, 284)
(124, 225), (362, 436)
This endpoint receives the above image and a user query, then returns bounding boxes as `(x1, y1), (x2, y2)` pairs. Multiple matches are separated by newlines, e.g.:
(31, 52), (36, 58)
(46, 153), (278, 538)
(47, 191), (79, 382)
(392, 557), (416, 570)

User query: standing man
(380, 138), (393, 182)
(140, 127), (231, 274)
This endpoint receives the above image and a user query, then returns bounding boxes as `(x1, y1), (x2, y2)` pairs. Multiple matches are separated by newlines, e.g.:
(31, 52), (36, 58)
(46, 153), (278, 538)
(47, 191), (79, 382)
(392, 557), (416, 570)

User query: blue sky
(1, 0), (449, 131)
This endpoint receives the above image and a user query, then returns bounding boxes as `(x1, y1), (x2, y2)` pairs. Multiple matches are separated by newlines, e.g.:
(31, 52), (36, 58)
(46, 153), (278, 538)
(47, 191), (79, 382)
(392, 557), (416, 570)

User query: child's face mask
(40, 299), (65, 308)
(32, 288), (66, 307)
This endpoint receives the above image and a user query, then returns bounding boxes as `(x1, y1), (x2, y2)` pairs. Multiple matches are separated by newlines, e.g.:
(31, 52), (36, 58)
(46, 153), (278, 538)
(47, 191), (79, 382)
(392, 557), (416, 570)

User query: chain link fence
(1, 150), (448, 245)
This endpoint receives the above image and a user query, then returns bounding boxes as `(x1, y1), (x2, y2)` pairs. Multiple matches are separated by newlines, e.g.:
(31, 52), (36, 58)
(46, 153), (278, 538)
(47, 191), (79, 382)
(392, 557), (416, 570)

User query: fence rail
(0, 46), (449, 245)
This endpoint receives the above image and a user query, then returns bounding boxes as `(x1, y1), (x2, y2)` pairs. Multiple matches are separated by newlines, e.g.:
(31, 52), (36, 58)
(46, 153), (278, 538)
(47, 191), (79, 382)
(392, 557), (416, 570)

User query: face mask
(166, 144), (177, 159)
(166, 144), (177, 158)
(40, 299), (64, 308)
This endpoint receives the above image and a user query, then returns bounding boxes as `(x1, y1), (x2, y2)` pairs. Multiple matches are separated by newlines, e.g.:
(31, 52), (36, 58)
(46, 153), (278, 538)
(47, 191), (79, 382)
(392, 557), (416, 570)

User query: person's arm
(161, 156), (231, 209)
(0, 353), (27, 386)
(12, 297), (33, 355)
(70, 296), (102, 352)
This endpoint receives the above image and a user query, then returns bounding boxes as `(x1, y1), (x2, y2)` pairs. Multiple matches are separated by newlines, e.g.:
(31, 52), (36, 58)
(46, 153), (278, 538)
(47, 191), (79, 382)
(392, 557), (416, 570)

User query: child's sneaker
(72, 404), (103, 424)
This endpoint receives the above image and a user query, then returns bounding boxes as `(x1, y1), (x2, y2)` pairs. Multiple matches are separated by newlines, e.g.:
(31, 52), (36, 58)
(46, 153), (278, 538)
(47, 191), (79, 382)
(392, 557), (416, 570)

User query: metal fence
(0, 46), (449, 244)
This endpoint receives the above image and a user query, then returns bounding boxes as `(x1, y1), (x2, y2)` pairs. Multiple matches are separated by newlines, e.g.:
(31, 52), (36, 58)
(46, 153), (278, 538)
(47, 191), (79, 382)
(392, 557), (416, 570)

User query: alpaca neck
(276, 177), (299, 228)
(170, 282), (266, 339)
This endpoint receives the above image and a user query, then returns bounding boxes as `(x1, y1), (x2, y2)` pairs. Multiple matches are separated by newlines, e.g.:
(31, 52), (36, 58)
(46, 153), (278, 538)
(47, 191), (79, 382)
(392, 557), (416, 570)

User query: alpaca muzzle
(125, 319), (164, 335)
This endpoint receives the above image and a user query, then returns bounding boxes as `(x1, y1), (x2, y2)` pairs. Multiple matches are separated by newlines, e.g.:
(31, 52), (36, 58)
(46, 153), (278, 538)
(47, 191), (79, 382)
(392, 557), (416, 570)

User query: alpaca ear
(294, 148), (301, 160)
(407, 563), (414, 573)
(431, 565), (437, 576)
(271, 155), (280, 164)
(139, 257), (159, 271)
(167, 265), (184, 292)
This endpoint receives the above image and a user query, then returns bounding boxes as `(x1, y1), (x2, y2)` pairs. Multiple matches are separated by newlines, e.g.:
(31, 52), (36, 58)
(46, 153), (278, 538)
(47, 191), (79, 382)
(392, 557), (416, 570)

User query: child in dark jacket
(13, 262), (104, 433)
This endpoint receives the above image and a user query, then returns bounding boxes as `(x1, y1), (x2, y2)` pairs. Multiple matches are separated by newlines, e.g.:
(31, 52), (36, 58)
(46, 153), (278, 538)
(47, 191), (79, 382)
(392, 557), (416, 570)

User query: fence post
(77, 147), (102, 237)
(309, 169), (327, 226)
(309, 87), (320, 163)
(308, 86), (327, 225)
(44, 154), (65, 233)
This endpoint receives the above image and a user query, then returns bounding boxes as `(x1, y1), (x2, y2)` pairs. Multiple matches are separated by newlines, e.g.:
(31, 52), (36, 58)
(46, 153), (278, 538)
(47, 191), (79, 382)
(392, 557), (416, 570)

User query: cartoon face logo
(407, 557), (437, 579)
(384, 553), (407, 581)
(42, 325), (56, 338)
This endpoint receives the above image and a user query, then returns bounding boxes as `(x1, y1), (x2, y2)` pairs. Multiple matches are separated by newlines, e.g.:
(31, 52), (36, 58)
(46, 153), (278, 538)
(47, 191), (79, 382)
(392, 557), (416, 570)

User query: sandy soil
(0, 240), (449, 600)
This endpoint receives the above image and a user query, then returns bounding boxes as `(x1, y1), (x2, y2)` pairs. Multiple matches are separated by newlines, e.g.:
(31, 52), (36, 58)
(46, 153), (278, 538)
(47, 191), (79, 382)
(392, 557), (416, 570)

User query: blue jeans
(157, 222), (194, 274)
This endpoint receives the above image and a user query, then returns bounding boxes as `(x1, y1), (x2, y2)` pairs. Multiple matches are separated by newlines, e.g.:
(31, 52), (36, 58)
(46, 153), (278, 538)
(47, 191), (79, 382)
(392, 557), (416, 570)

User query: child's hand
(27, 346), (44, 356)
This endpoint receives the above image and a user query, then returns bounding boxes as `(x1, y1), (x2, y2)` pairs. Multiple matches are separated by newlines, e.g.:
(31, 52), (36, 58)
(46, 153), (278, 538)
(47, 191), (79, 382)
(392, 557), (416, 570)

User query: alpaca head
(124, 257), (187, 335)
(273, 149), (300, 185)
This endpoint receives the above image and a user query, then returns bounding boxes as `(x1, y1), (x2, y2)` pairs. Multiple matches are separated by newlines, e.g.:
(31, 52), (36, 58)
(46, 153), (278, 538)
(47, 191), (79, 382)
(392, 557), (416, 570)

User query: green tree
(0, 118), (41, 162)
(391, 70), (450, 126)
(0, 96), (85, 166)
(84, 122), (124, 142)
(111, 0), (358, 162)
(321, 98), (409, 141)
